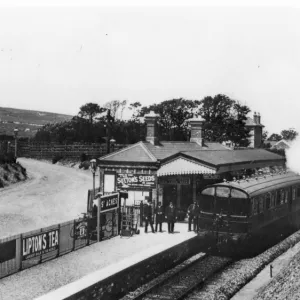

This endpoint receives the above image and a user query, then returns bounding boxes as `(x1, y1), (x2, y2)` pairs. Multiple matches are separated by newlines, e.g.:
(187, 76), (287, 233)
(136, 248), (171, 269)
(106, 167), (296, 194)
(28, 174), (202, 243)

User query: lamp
(110, 137), (116, 152)
(90, 159), (97, 199)
(13, 128), (19, 158)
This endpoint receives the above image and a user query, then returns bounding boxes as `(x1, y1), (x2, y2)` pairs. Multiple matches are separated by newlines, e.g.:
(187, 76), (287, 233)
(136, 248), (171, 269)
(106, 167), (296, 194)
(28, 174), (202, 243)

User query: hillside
(0, 107), (72, 138)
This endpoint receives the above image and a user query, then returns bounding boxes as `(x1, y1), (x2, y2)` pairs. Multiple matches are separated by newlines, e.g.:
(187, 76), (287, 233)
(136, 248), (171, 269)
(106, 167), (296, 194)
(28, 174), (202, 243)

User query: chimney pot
(144, 111), (160, 145)
(187, 116), (205, 146)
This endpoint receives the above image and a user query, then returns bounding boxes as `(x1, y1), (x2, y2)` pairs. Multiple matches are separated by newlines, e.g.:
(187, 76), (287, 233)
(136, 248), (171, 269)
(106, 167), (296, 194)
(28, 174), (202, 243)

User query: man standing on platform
(144, 199), (155, 233)
(165, 202), (177, 234)
(187, 200), (200, 232)
(155, 201), (164, 232)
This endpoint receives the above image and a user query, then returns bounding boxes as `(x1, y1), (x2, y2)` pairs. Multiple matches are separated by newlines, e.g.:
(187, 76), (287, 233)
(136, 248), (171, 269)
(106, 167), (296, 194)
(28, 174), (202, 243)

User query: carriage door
(288, 187), (293, 212)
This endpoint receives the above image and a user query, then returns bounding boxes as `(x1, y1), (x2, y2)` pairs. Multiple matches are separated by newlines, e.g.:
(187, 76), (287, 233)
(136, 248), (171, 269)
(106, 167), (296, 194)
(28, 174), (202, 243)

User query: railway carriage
(198, 171), (300, 257)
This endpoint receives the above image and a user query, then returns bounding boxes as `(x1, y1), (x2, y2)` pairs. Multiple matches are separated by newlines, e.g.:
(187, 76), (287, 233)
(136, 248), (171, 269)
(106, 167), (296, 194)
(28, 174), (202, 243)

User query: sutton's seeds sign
(117, 173), (156, 188)
(22, 230), (59, 260)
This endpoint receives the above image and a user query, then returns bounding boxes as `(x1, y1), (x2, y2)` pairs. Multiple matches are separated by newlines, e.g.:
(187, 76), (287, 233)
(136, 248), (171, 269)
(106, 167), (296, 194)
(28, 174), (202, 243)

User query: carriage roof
(203, 172), (300, 198)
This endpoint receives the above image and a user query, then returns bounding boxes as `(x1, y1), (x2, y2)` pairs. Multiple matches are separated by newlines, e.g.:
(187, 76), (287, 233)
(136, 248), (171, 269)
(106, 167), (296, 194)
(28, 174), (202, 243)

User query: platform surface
(0, 223), (195, 300)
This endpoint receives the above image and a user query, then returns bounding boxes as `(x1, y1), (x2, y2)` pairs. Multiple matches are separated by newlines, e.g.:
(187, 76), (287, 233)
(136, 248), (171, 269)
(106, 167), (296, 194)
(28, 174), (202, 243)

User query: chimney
(144, 111), (159, 145)
(253, 112), (258, 124)
(257, 112), (261, 124)
(187, 116), (205, 145)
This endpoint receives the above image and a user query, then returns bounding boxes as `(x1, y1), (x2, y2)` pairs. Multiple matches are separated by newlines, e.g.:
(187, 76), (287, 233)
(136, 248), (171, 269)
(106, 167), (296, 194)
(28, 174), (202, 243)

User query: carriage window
(231, 189), (247, 199)
(271, 192), (275, 208)
(280, 189), (285, 205)
(202, 187), (215, 196)
(216, 187), (230, 197)
(292, 187), (296, 201)
(258, 196), (264, 213)
(252, 198), (258, 215)
(297, 187), (300, 198)
(276, 190), (281, 206)
(265, 193), (271, 210)
(285, 189), (288, 203)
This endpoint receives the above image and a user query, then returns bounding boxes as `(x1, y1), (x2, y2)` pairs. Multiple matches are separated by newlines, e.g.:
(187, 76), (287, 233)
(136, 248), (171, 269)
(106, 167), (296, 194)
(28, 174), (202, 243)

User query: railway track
(122, 253), (232, 300)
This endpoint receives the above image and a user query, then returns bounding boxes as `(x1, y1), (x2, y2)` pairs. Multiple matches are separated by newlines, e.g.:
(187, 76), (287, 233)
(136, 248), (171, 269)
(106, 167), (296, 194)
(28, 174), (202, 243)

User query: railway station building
(97, 111), (285, 210)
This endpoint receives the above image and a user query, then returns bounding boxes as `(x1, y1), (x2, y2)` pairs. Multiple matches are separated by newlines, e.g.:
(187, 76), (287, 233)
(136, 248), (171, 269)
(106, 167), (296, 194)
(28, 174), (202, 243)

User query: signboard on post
(100, 193), (119, 213)
(22, 229), (59, 260)
(117, 173), (156, 189)
(97, 192), (120, 242)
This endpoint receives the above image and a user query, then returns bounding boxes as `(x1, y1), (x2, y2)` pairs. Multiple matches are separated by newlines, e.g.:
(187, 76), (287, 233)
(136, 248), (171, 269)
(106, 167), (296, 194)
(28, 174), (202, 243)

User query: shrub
(80, 153), (88, 162)
(0, 179), (3, 188)
(52, 155), (63, 164)
(3, 174), (8, 181)
(3, 164), (9, 171)
(14, 173), (20, 181)
(79, 161), (90, 170)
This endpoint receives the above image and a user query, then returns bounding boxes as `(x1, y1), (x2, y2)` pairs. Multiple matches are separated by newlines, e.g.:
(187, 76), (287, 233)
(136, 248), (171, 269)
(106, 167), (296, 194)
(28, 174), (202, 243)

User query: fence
(4, 141), (127, 159)
(0, 212), (121, 280)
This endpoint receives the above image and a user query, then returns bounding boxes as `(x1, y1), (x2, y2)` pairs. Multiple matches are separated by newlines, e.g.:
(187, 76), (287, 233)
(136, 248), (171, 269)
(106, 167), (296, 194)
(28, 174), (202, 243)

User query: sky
(0, 0), (299, 135)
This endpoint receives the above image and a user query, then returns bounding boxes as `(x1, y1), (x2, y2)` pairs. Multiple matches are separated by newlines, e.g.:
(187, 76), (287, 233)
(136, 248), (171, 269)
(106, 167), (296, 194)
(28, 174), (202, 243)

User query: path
(0, 158), (93, 238)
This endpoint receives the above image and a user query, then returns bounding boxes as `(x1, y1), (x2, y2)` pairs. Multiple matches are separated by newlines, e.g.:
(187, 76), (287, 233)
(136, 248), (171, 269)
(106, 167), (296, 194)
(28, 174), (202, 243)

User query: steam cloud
(286, 133), (300, 174)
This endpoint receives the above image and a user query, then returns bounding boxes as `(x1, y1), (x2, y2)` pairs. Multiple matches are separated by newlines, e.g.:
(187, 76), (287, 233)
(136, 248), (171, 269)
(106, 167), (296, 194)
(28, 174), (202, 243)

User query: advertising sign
(203, 174), (221, 180)
(0, 239), (16, 263)
(159, 177), (190, 185)
(100, 193), (119, 212)
(117, 173), (156, 188)
(22, 229), (59, 260)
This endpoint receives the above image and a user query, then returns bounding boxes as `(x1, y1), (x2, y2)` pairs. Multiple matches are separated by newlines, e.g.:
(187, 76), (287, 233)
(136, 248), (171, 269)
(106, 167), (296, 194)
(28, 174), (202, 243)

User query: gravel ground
(0, 223), (195, 300)
(0, 158), (92, 238)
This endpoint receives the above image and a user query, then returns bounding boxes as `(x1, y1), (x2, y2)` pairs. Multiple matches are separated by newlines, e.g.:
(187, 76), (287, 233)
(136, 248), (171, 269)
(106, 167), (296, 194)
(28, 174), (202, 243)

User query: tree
(262, 130), (269, 142)
(104, 100), (128, 120)
(268, 133), (282, 141)
(198, 94), (251, 146)
(138, 98), (201, 141)
(78, 103), (106, 124)
(281, 128), (298, 141)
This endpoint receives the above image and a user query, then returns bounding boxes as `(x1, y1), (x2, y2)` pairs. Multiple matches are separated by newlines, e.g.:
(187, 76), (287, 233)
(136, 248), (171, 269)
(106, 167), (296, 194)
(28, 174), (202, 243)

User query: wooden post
(270, 264), (273, 278)
(97, 196), (101, 242)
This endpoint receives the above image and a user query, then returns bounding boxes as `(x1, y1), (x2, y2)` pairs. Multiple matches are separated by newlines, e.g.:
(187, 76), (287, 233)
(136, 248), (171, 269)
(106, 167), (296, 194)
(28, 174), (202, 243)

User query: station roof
(98, 141), (285, 175)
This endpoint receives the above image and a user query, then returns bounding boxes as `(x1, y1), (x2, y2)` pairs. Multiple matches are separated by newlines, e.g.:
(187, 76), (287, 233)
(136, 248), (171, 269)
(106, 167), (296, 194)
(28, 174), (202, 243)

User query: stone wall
(37, 236), (201, 300)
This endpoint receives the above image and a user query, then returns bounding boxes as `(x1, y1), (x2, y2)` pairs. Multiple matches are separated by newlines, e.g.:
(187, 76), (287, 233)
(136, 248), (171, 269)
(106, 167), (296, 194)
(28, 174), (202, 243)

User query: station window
(265, 193), (271, 209)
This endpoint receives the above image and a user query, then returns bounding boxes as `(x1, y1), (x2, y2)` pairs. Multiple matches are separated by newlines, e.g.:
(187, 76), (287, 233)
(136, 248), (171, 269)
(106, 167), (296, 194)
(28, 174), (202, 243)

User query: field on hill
(0, 107), (72, 138)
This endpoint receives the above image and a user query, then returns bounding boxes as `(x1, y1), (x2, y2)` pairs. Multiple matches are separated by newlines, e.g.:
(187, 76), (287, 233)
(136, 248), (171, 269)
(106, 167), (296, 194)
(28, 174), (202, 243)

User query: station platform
(0, 223), (196, 300)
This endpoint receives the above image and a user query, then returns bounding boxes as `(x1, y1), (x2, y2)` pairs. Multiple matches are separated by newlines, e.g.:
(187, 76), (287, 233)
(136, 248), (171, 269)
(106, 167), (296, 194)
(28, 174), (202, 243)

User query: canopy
(157, 157), (216, 177)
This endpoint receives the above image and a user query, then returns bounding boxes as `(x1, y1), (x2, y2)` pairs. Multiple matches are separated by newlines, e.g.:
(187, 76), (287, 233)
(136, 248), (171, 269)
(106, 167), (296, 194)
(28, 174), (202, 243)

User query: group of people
(143, 199), (200, 234)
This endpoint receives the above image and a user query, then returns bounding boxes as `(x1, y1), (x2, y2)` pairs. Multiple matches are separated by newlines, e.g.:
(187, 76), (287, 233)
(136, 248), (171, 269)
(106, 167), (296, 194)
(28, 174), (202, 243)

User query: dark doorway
(181, 185), (193, 211)
(163, 185), (177, 208)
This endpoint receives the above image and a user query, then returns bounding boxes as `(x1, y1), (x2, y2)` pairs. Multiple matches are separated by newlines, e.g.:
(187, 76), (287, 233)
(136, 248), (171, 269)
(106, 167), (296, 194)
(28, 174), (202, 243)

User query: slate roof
(245, 117), (264, 127)
(99, 141), (229, 163)
(178, 149), (284, 167)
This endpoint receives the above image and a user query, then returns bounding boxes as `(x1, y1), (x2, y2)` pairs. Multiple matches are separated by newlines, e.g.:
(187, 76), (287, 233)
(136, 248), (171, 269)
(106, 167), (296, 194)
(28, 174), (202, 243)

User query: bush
(79, 161), (90, 170)
(80, 153), (88, 162)
(0, 179), (3, 188)
(0, 153), (16, 164)
(14, 173), (20, 181)
(3, 174), (8, 181)
(52, 155), (63, 164)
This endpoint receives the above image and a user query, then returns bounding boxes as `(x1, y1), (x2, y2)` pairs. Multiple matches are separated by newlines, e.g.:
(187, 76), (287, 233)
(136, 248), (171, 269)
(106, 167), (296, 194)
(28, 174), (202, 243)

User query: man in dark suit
(187, 200), (200, 232)
(155, 201), (164, 232)
(143, 200), (155, 233)
(165, 202), (177, 233)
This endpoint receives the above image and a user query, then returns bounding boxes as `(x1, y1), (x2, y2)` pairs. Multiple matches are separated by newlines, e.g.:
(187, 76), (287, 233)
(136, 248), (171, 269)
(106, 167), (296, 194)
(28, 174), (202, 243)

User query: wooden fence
(3, 141), (127, 159)
(0, 212), (122, 279)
